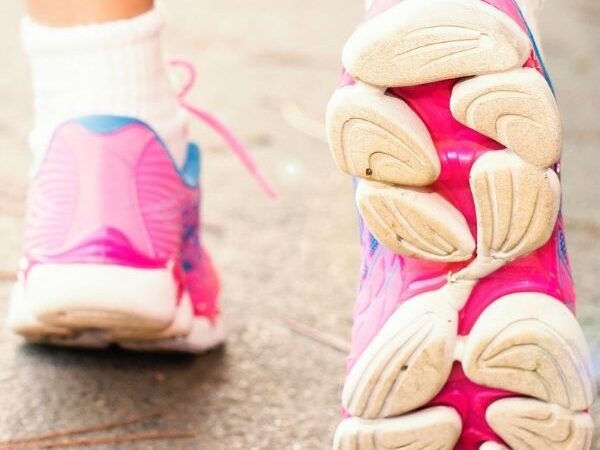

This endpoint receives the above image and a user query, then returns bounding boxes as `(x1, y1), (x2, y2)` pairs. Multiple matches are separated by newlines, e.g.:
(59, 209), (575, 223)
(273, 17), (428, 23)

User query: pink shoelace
(170, 58), (277, 199)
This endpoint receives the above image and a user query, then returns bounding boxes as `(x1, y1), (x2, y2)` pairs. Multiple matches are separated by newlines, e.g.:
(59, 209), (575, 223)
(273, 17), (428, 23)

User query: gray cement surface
(0, 0), (598, 448)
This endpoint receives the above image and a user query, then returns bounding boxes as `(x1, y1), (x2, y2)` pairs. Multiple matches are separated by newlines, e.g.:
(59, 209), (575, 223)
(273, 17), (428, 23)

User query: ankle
(22, 8), (188, 166)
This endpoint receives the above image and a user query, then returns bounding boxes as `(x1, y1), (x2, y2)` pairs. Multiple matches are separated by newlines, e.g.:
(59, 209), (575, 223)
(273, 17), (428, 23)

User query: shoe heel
(28, 263), (178, 332)
(20, 116), (191, 334)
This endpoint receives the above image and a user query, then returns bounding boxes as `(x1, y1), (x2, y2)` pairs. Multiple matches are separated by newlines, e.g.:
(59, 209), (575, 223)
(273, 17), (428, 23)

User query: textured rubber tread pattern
(342, 0), (531, 87)
(470, 150), (561, 262)
(327, 0), (595, 448)
(327, 85), (440, 186)
(333, 407), (462, 450)
(451, 68), (562, 168)
(342, 291), (458, 418)
(356, 181), (475, 262)
(463, 294), (595, 411)
(487, 398), (594, 450)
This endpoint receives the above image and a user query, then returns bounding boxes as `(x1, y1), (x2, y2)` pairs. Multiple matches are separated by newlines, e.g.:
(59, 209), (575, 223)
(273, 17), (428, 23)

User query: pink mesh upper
(22, 119), (220, 321)
(25, 122), (183, 264)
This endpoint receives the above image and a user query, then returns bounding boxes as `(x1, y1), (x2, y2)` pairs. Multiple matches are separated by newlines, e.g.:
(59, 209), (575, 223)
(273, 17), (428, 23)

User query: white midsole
(7, 282), (71, 337)
(110, 293), (194, 341)
(7, 264), (226, 354)
(26, 263), (178, 331)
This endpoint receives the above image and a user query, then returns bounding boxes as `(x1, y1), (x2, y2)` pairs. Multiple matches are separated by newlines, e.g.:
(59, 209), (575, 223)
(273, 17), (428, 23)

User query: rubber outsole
(451, 68), (562, 168)
(341, 291), (595, 421)
(487, 398), (594, 450)
(341, 289), (458, 419)
(12, 317), (226, 354)
(355, 181), (476, 261)
(327, 84), (440, 186)
(342, 0), (531, 87)
(334, 407), (462, 450)
(327, 0), (595, 448)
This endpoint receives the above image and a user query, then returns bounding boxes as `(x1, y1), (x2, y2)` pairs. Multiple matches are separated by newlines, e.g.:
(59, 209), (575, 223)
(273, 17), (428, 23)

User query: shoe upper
(22, 115), (220, 321)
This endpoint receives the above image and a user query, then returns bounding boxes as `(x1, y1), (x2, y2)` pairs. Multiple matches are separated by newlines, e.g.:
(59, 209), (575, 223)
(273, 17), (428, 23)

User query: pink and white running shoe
(327, 0), (596, 448)
(8, 61), (274, 353)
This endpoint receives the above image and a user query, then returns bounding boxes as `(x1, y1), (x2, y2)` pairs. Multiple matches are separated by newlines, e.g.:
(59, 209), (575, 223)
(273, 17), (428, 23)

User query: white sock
(22, 8), (188, 166)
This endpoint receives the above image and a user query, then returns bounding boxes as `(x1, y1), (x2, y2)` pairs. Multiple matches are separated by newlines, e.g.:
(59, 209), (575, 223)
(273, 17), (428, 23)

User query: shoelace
(169, 58), (277, 199)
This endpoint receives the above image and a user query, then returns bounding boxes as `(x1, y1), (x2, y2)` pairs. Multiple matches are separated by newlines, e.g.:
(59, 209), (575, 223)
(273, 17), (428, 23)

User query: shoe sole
(342, 0), (531, 88)
(7, 264), (225, 354)
(327, 0), (594, 448)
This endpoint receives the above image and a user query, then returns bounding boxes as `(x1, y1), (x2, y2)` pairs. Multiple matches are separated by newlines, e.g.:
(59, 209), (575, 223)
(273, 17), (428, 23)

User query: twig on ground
(1, 431), (195, 450)
(281, 317), (350, 354)
(0, 410), (161, 446)
(566, 218), (600, 237)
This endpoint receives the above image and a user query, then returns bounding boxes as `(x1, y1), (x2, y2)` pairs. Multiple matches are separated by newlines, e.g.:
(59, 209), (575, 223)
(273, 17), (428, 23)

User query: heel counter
(24, 116), (190, 268)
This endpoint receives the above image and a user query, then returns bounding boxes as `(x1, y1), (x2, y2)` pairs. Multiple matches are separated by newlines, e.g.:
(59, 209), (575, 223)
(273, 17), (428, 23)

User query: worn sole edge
(7, 269), (224, 354)
(342, 0), (531, 87)
(343, 290), (595, 418)
(337, 292), (595, 449)
(326, 84), (440, 186)
(333, 399), (593, 450)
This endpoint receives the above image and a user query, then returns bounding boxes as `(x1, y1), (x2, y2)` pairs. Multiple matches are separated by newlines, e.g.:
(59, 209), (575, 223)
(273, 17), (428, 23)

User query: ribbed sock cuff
(22, 8), (164, 53)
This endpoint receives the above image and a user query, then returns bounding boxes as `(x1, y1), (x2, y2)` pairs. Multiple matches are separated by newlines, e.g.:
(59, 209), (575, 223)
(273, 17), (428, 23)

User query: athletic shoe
(326, 0), (595, 448)
(8, 59), (274, 353)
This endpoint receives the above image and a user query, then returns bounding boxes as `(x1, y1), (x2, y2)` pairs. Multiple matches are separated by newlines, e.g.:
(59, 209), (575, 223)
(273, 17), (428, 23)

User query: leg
(25, 0), (153, 26)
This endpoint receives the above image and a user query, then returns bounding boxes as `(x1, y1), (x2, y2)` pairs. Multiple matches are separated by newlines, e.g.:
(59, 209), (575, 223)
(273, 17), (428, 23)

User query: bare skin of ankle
(25, 0), (154, 27)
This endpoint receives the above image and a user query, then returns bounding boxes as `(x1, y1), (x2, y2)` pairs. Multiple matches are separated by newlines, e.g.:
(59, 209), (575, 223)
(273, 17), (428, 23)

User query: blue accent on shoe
(514, 2), (556, 94)
(74, 114), (202, 188)
(181, 142), (201, 187)
(369, 233), (380, 255)
(76, 115), (142, 134)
